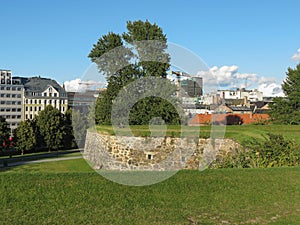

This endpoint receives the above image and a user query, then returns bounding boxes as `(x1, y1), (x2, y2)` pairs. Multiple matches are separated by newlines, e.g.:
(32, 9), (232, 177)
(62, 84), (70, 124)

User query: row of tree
(15, 106), (78, 154)
(0, 105), (88, 155)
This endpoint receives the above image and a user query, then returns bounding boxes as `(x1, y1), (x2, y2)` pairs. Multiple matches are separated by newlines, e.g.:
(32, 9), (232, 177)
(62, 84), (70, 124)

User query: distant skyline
(1, 0), (300, 96)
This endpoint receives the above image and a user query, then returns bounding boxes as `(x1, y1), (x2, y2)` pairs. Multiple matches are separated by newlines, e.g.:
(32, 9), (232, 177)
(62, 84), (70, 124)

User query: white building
(217, 88), (263, 102)
(22, 77), (68, 120)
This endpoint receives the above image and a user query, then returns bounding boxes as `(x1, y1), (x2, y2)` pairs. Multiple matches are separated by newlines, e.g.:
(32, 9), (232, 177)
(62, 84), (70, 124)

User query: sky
(1, 0), (300, 96)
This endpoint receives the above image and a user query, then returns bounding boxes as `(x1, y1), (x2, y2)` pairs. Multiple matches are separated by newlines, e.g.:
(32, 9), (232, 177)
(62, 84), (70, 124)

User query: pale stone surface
(84, 131), (242, 171)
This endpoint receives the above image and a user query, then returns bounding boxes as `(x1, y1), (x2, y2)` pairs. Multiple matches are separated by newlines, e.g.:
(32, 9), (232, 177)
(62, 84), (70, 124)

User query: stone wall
(84, 131), (242, 171)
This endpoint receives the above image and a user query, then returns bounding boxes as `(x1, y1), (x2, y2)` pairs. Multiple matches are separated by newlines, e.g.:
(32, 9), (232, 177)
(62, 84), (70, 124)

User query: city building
(21, 77), (68, 120)
(217, 88), (263, 102)
(0, 70), (24, 130)
(67, 90), (100, 114)
(180, 77), (203, 97)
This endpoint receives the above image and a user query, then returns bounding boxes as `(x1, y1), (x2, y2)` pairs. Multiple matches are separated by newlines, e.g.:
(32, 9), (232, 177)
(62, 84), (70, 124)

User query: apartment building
(21, 77), (68, 120)
(0, 70), (23, 130)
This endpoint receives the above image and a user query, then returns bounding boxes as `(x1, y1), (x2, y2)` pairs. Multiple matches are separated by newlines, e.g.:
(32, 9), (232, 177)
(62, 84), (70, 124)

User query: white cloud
(258, 76), (276, 84)
(197, 65), (284, 97)
(258, 83), (285, 97)
(291, 48), (300, 61)
(197, 65), (258, 91)
(64, 78), (107, 92)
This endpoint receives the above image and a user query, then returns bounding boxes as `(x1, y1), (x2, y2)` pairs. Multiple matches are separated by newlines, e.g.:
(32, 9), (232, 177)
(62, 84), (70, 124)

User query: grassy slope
(96, 124), (300, 144)
(1, 158), (300, 224)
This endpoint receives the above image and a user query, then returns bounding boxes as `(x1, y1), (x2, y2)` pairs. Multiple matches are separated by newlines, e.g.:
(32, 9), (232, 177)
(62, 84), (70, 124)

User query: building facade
(21, 77), (68, 120)
(0, 70), (24, 130)
(217, 88), (263, 102)
(181, 77), (203, 97)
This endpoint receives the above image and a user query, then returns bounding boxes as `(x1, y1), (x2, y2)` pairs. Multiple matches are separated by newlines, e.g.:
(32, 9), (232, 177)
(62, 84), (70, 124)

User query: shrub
(213, 133), (300, 168)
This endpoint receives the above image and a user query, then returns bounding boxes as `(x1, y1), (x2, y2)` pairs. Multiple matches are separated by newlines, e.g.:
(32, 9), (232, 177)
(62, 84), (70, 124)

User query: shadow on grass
(0, 149), (82, 172)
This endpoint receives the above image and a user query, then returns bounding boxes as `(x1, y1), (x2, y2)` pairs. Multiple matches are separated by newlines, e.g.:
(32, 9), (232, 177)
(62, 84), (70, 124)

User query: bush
(213, 133), (300, 168)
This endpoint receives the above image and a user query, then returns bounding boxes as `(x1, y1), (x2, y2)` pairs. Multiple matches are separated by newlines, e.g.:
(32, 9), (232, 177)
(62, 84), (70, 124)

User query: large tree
(36, 105), (65, 151)
(269, 64), (300, 124)
(15, 120), (36, 155)
(89, 20), (181, 125)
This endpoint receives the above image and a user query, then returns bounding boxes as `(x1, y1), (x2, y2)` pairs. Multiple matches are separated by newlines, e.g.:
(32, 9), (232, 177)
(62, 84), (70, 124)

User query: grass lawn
(96, 124), (300, 144)
(1, 158), (300, 224)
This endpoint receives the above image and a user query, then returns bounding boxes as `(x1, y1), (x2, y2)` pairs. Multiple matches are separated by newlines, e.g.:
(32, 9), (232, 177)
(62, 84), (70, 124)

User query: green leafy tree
(15, 120), (36, 155)
(36, 105), (65, 151)
(269, 64), (300, 124)
(0, 116), (10, 150)
(89, 20), (181, 125)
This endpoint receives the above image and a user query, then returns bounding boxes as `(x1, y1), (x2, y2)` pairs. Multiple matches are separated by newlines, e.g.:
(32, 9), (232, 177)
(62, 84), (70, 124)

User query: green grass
(97, 124), (300, 144)
(1, 159), (300, 224)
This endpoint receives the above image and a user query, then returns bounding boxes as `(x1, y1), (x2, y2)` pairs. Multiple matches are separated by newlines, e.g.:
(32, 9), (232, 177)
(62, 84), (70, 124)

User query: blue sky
(1, 0), (300, 95)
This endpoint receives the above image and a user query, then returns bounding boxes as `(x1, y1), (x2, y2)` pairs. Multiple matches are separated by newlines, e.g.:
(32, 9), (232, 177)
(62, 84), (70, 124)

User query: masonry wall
(84, 131), (242, 171)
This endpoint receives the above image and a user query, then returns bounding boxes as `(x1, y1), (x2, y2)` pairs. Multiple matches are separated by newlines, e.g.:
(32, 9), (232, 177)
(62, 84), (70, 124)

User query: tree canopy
(15, 120), (36, 154)
(88, 20), (181, 125)
(36, 105), (65, 151)
(269, 63), (300, 124)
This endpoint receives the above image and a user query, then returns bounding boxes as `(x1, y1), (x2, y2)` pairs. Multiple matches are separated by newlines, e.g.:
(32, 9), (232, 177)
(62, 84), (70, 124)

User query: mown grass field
(96, 124), (300, 144)
(1, 158), (300, 224)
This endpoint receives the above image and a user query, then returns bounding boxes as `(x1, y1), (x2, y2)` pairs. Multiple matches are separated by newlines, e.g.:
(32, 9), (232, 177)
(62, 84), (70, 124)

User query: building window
(34, 107), (37, 111)
(44, 93), (47, 97)
(49, 87), (52, 93)
(30, 114), (33, 119)
(26, 114), (28, 119)
(6, 87), (10, 90)
(30, 107), (32, 111)
(26, 107), (28, 111)
(54, 93), (57, 97)
(35, 100), (37, 104)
